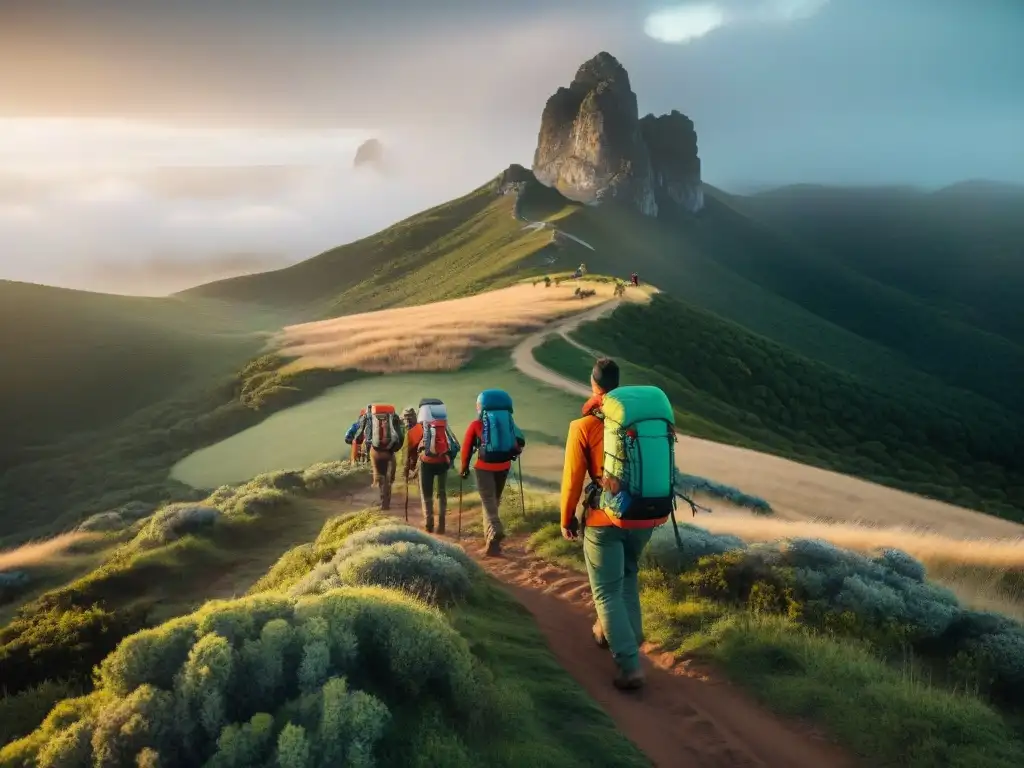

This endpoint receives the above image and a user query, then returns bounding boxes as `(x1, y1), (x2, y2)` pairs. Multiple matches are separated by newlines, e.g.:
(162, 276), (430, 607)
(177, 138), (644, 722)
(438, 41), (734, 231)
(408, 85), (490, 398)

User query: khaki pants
(370, 448), (397, 509)
(474, 467), (508, 546)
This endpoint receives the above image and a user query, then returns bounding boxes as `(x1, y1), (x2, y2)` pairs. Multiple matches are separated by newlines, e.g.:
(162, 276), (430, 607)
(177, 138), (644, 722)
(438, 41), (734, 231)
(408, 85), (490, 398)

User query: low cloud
(644, 0), (829, 44)
(0, 121), (528, 296)
(81, 252), (292, 296)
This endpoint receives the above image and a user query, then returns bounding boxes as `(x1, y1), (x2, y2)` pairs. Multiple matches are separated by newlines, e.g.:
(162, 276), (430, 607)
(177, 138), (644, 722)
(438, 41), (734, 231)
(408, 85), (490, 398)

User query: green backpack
(600, 386), (677, 521)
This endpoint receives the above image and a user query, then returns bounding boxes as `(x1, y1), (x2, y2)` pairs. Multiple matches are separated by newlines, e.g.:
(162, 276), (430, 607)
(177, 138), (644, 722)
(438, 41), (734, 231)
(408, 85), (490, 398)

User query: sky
(1, 0), (1021, 294)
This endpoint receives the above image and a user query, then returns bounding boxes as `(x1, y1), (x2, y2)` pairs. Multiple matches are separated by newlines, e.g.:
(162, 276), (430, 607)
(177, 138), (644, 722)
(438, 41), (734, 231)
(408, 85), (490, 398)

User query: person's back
(460, 389), (525, 556)
(559, 357), (667, 691)
(363, 404), (404, 509)
(405, 398), (458, 534)
(345, 408), (368, 463)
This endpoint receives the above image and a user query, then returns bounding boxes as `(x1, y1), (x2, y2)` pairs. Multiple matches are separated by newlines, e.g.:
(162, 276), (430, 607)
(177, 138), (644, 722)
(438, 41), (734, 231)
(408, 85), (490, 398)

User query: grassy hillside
(534, 294), (1024, 520)
(519, 183), (1024, 414)
(0, 177), (555, 542)
(182, 182), (557, 320)
(730, 182), (1024, 346)
(0, 281), (284, 466)
(0, 478), (648, 767)
(7, 467), (1024, 767)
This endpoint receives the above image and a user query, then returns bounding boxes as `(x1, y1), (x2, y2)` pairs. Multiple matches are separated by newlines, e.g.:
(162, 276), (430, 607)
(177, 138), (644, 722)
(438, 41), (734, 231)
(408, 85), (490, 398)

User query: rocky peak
(494, 163), (536, 195)
(531, 53), (703, 217)
(641, 110), (704, 213)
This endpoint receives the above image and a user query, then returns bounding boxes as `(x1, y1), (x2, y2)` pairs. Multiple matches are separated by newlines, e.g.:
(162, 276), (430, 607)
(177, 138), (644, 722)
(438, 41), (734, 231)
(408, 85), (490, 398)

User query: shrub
(91, 685), (175, 767)
(76, 512), (127, 533)
(643, 523), (746, 572)
(301, 461), (362, 494)
(317, 542), (472, 605)
(330, 523), (474, 570)
(134, 504), (220, 549)
(9, 586), (491, 767)
(0, 603), (149, 697)
(0, 680), (82, 746)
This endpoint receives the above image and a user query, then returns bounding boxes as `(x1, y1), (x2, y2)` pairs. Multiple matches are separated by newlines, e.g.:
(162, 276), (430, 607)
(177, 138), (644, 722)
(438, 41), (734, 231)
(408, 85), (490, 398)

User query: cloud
(81, 252), (292, 296)
(644, 0), (829, 44)
(0, 118), (527, 295)
(644, 4), (728, 43)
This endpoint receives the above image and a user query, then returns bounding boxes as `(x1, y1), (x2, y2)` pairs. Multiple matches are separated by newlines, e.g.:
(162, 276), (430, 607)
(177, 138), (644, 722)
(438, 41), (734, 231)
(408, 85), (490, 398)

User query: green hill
(731, 182), (1024, 346)
(534, 294), (1024, 519)
(180, 182), (557, 321)
(0, 281), (282, 465)
(0, 178), (559, 541)
(5, 168), (1023, 537)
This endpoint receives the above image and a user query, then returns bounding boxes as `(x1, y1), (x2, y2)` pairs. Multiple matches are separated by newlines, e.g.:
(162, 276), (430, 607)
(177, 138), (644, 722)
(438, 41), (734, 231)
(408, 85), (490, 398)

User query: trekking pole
(404, 475), (409, 523)
(458, 475), (463, 541)
(515, 458), (526, 519)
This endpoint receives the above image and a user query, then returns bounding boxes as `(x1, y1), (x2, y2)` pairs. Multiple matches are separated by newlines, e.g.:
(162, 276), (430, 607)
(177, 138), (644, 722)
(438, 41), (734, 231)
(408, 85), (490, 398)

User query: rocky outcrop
(495, 163), (536, 195)
(641, 111), (704, 214)
(532, 52), (657, 216)
(353, 139), (384, 170)
(532, 52), (703, 217)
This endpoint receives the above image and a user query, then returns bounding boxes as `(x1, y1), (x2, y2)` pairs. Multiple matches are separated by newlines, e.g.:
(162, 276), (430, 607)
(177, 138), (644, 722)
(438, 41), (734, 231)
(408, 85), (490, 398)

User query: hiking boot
(593, 621), (609, 649)
(484, 539), (502, 557)
(613, 669), (645, 691)
(424, 519), (434, 534)
(437, 519), (446, 535)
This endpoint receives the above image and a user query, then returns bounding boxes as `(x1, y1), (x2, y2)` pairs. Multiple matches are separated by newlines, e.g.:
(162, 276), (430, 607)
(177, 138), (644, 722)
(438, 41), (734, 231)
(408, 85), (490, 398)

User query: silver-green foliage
(290, 523), (477, 605)
(15, 586), (483, 767)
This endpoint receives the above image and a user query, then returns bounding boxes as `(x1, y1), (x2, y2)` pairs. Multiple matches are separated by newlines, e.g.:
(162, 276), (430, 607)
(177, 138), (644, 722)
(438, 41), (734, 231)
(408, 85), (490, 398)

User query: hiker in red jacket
(460, 390), (526, 556)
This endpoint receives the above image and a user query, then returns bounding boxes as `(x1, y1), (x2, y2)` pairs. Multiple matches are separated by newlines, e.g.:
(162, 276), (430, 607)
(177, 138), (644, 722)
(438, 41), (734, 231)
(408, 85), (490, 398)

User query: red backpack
(365, 404), (399, 451)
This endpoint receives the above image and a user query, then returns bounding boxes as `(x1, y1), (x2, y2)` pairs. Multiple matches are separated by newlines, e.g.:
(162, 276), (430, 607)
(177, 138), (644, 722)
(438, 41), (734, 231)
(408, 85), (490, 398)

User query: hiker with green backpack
(560, 358), (676, 691)
(460, 389), (526, 556)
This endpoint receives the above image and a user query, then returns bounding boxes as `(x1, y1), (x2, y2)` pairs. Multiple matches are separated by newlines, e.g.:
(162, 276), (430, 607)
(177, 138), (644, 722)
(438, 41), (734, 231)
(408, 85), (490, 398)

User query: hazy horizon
(2, 0), (1022, 295)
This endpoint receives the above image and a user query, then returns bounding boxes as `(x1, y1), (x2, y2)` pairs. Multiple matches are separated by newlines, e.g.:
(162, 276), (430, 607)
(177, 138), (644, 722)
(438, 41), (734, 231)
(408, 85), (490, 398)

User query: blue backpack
(477, 389), (517, 463)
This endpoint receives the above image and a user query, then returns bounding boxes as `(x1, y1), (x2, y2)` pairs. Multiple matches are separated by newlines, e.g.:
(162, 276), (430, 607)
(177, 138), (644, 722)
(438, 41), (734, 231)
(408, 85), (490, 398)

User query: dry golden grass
(0, 532), (93, 571)
(276, 283), (613, 373)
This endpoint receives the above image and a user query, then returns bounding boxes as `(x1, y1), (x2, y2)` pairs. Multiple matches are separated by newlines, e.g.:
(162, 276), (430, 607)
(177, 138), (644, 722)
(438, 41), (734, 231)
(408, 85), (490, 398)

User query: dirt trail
(374, 497), (851, 768)
(512, 306), (1024, 537)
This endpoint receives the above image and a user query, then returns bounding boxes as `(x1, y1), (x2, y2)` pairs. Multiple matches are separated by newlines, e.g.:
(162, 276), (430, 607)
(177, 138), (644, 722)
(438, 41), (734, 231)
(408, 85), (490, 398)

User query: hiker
(344, 408), (368, 464)
(543, 275), (551, 287)
(357, 403), (405, 509)
(613, 280), (625, 298)
(400, 406), (419, 477)
(404, 398), (460, 534)
(630, 272), (639, 287)
(460, 389), (525, 556)
(559, 358), (674, 691)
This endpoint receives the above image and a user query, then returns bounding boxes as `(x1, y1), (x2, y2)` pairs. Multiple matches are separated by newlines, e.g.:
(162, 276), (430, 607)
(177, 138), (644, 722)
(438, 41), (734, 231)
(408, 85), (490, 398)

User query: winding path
(366, 500), (853, 768)
(510, 303), (1021, 536)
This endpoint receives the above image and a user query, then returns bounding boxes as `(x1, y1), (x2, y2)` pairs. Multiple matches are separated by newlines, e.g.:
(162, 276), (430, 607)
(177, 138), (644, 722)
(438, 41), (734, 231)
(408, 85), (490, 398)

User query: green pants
(583, 524), (655, 674)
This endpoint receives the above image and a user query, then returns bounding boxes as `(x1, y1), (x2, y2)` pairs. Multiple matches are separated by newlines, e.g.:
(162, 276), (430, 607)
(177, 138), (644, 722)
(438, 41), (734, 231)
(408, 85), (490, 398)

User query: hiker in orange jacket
(559, 357), (666, 691)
